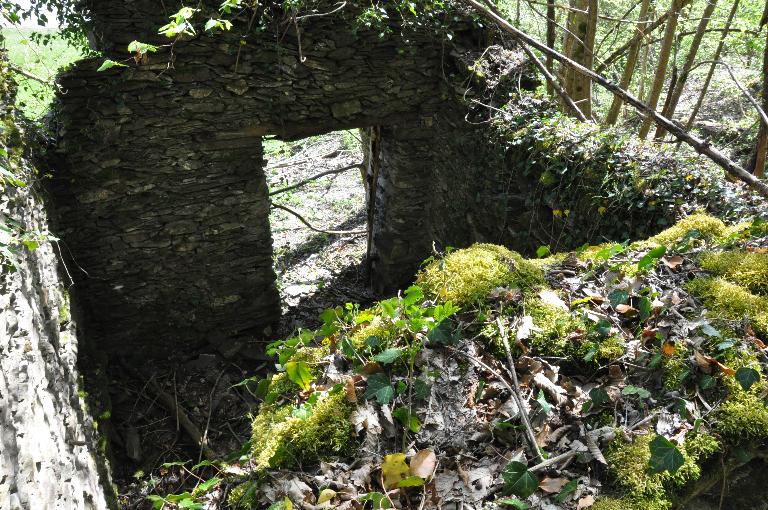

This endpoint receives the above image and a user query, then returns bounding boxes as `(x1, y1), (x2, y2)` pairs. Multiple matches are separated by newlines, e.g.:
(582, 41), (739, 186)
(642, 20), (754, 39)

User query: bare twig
(529, 449), (578, 472)
(268, 163), (363, 196)
(461, 0), (768, 198)
(270, 203), (367, 235)
(7, 62), (52, 86)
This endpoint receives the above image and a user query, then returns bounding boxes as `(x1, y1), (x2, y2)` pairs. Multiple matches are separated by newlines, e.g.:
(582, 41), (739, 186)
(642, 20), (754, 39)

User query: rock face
(0, 61), (112, 509)
(51, 0), (537, 358)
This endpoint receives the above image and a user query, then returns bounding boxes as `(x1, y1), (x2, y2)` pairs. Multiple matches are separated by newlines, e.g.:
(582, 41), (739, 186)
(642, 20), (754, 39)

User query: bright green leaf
(502, 461), (538, 498)
(284, 361), (313, 390)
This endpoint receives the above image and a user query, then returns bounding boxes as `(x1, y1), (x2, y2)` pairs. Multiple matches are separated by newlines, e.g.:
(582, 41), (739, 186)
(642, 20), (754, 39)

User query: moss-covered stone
(685, 277), (768, 336)
(525, 297), (583, 357)
(698, 250), (768, 296)
(251, 390), (355, 471)
(416, 243), (544, 306)
(349, 315), (400, 350)
(266, 345), (331, 399)
(604, 432), (720, 510)
(644, 213), (728, 247)
(227, 480), (260, 508)
(716, 391), (768, 444)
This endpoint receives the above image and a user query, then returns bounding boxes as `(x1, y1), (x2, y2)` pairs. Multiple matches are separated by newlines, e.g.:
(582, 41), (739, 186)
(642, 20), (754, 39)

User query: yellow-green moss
(251, 390), (355, 471)
(716, 391), (768, 443)
(349, 315), (399, 350)
(590, 497), (633, 510)
(685, 277), (768, 336)
(605, 432), (719, 510)
(698, 250), (768, 296)
(644, 213), (727, 247)
(578, 335), (626, 364)
(525, 297), (582, 357)
(416, 244), (544, 306)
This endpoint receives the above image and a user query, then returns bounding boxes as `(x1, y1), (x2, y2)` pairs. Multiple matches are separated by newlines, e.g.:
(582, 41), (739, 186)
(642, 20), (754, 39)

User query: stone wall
(51, 0), (520, 356)
(0, 58), (113, 510)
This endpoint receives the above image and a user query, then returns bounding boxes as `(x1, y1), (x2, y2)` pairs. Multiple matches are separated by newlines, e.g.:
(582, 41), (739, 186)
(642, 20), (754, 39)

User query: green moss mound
(603, 433), (720, 510)
(716, 390), (768, 444)
(685, 277), (768, 336)
(251, 390), (355, 471)
(416, 243), (544, 306)
(698, 250), (768, 296)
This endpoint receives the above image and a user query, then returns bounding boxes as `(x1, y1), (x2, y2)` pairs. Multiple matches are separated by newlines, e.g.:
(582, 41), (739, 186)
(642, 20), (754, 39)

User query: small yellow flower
(553, 209), (562, 218)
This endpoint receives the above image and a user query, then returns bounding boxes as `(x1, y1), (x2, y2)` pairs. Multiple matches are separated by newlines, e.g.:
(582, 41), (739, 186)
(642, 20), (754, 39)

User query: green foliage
(416, 243), (544, 306)
(501, 461), (539, 499)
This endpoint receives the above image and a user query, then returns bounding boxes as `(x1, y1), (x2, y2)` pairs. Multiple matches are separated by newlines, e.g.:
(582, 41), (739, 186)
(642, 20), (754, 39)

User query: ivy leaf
(607, 289), (629, 307)
(398, 476), (425, 488)
(365, 373), (394, 404)
(502, 461), (539, 498)
(427, 319), (459, 345)
(622, 385), (651, 399)
(735, 367), (761, 391)
(359, 492), (392, 509)
(193, 477), (221, 495)
(284, 361), (313, 390)
(536, 390), (552, 415)
(638, 246), (667, 270)
(648, 435), (684, 474)
(374, 348), (403, 365)
(392, 407), (421, 432)
(497, 498), (530, 509)
(554, 479), (578, 503)
(97, 59), (127, 72)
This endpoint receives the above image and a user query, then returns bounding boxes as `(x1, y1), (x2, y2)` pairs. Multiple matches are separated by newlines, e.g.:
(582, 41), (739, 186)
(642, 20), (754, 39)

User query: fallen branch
(268, 163), (363, 196)
(461, 0), (768, 198)
(447, 345), (544, 463)
(122, 363), (217, 460)
(270, 203), (367, 235)
(7, 62), (51, 86)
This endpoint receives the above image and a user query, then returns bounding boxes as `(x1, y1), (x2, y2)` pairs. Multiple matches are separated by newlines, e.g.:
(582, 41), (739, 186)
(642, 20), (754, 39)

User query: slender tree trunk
(605, 0), (652, 125)
(752, 20), (768, 177)
(638, 0), (684, 139)
(638, 13), (652, 102)
(654, 0), (718, 138)
(546, 0), (557, 95)
(683, 0), (740, 132)
(562, 0), (598, 118)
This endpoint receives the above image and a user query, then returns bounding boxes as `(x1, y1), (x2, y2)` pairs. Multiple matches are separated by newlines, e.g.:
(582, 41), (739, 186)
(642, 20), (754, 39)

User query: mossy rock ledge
(227, 214), (768, 509)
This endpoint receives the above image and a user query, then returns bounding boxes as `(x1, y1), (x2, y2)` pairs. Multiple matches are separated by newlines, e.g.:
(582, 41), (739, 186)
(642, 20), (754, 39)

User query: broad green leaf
(536, 390), (552, 415)
(374, 348), (403, 365)
(498, 498), (530, 509)
(284, 361), (313, 390)
(267, 497), (293, 510)
(607, 289), (629, 307)
(589, 387), (610, 406)
(365, 373), (394, 404)
(638, 246), (667, 270)
(427, 320), (459, 345)
(648, 435), (684, 474)
(735, 367), (761, 391)
(97, 59), (127, 72)
(502, 461), (539, 498)
(622, 385), (651, 399)
(392, 407), (421, 432)
(398, 475), (426, 488)
(536, 245), (551, 258)
(554, 479), (578, 503)
(193, 477), (221, 495)
(381, 453), (410, 488)
(146, 495), (165, 510)
(359, 492), (392, 509)
(414, 378), (431, 401)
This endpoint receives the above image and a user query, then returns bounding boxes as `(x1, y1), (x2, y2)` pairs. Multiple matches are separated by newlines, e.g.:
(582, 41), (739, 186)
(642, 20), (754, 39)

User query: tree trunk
(654, 0), (718, 138)
(683, 0), (740, 132)
(752, 21), (768, 177)
(605, 0), (652, 125)
(638, 0), (684, 139)
(546, 0), (557, 95)
(561, 0), (598, 118)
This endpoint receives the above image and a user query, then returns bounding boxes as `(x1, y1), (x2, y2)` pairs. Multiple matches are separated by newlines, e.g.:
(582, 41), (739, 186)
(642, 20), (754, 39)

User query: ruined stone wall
(52, 1), (494, 356)
(0, 59), (113, 510)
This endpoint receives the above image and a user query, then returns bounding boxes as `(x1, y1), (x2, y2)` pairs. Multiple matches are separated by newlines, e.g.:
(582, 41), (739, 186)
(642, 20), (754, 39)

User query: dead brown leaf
(410, 449), (437, 479)
(345, 378), (357, 403)
(662, 255), (684, 269)
(616, 304), (639, 317)
(577, 494), (595, 509)
(539, 476), (569, 493)
(694, 351), (736, 376)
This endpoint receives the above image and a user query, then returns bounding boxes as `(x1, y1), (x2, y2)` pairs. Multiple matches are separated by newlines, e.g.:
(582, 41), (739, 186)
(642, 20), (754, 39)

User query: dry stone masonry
(51, 0), (537, 357)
